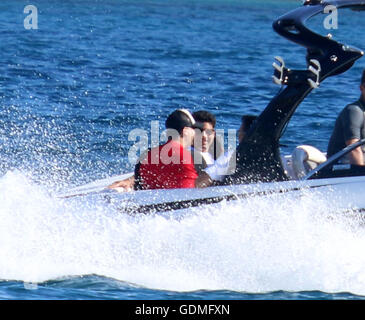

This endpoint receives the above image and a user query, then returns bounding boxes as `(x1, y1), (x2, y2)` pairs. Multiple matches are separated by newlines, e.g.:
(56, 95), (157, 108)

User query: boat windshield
(305, 139), (365, 180)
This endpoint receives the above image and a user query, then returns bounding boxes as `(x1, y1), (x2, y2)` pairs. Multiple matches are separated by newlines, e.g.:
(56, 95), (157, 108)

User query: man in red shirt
(109, 109), (203, 190)
(135, 109), (201, 189)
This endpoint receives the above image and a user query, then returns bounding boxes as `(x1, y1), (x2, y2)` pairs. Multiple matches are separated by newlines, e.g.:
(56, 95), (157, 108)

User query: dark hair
(192, 110), (216, 128)
(361, 69), (365, 85)
(165, 109), (196, 134)
(241, 115), (257, 132)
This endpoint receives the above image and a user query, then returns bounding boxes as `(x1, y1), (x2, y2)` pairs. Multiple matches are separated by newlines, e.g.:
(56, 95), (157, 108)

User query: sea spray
(1, 171), (365, 295)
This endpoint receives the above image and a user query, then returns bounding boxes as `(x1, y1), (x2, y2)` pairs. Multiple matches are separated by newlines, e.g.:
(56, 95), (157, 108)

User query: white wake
(1, 170), (365, 295)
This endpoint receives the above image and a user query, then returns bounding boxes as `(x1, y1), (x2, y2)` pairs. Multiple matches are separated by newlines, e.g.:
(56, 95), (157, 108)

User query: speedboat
(60, 0), (365, 216)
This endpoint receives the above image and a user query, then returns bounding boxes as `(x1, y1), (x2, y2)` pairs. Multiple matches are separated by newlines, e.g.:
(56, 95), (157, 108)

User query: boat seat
(291, 145), (327, 179)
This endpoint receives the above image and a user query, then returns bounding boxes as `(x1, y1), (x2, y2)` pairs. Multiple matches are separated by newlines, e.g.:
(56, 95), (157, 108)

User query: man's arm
(342, 105), (365, 165)
(195, 171), (213, 188)
(195, 151), (235, 188)
(346, 138), (364, 165)
(108, 176), (135, 191)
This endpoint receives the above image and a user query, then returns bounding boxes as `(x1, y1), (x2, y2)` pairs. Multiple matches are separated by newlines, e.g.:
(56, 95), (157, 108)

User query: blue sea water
(1, 0), (365, 301)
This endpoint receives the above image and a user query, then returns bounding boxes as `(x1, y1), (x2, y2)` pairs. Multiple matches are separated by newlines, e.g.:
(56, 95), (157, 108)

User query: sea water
(1, 0), (365, 300)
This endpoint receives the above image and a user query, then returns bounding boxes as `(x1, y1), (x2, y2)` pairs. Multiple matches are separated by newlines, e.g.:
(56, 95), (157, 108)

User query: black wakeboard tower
(224, 0), (365, 185)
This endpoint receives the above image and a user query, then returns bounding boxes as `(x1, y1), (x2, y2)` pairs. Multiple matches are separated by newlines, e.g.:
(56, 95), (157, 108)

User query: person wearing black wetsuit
(327, 70), (365, 165)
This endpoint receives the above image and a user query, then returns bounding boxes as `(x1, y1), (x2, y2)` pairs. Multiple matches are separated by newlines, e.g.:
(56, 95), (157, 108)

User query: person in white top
(191, 110), (223, 174)
(196, 115), (257, 185)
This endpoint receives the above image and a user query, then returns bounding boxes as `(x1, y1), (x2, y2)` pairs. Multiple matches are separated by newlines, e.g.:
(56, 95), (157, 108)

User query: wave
(0, 170), (365, 295)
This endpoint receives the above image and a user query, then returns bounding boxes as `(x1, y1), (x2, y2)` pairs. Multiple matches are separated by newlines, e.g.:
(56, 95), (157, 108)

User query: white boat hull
(60, 174), (365, 216)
